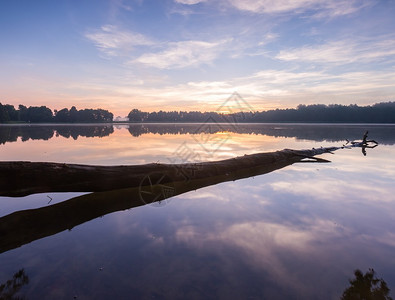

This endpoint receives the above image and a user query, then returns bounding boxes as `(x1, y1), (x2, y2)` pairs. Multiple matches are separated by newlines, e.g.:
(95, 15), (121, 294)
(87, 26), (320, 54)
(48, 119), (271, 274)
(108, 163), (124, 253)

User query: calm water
(1, 123), (395, 299)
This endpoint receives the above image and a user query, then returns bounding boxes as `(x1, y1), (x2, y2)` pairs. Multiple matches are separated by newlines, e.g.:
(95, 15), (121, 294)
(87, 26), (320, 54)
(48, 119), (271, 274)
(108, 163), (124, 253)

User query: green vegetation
(341, 268), (392, 300)
(128, 102), (395, 123)
(0, 269), (29, 300)
(0, 104), (113, 123)
(53, 106), (113, 123)
(1, 102), (395, 123)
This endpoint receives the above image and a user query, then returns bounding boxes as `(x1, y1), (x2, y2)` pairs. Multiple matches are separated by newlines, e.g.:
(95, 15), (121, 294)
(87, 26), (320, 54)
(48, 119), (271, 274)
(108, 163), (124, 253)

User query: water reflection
(127, 123), (395, 145)
(0, 125), (113, 145)
(1, 124), (394, 145)
(0, 269), (29, 300)
(0, 125), (394, 299)
(0, 150), (311, 254)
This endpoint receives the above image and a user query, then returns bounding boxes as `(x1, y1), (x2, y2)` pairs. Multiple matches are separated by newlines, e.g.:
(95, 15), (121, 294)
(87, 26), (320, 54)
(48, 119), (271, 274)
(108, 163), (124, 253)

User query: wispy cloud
(168, 6), (195, 16)
(276, 37), (395, 64)
(174, 0), (206, 4)
(228, 0), (370, 17)
(23, 65), (395, 117)
(141, 68), (395, 109)
(108, 0), (134, 18)
(78, 1), (394, 112)
(87, 68), (395, 111)
(132, 39), (232, 69)
(312, 0), (372, 18)
(258, 33), (278, 45)
(86, 24), (233, 69)
(169, 0), (207, 15)
(235, 69), (395, 103)
(85, 25), (153, 57)
(229, 0), (317, 14)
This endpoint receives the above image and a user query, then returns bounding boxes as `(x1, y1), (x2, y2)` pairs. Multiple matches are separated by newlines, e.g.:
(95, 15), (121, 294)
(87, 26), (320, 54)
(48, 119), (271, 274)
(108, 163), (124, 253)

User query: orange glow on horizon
(2, 96), (292, 118)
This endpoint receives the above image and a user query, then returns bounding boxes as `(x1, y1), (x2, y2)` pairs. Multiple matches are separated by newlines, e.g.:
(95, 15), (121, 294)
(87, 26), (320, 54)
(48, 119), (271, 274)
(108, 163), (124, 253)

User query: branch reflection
(0, 269), (29, 300)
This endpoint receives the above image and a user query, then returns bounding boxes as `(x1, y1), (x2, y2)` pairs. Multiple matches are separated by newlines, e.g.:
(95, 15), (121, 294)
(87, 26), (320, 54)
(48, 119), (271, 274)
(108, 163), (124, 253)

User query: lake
(1, 123), (395, 299)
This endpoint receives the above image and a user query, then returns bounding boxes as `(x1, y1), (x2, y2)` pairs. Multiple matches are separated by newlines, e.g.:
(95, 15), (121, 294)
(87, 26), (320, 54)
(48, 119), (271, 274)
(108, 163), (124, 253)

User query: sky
(1, 0), (395, 117)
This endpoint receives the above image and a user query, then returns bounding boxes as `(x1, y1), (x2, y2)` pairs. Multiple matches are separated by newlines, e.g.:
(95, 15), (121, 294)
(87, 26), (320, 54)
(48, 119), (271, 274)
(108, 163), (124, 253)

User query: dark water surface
(1, 123), (395, 299)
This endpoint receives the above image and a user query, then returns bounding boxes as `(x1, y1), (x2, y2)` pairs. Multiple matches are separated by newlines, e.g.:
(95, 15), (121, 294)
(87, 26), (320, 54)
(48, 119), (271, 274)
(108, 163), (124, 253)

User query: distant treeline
(128, 102), (395, 123)
(1, 102), (395, 123)
(0, 104), (113, 123)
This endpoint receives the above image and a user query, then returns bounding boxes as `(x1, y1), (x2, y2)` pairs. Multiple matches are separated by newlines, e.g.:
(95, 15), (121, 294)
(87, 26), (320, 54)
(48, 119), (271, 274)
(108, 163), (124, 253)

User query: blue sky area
(1, 0), (395, 116)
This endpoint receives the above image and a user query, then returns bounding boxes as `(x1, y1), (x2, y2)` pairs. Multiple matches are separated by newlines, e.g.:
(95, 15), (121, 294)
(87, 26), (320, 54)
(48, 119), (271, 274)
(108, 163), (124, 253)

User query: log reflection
(0, 134), (378, 254)
(0, 151), (307, 254)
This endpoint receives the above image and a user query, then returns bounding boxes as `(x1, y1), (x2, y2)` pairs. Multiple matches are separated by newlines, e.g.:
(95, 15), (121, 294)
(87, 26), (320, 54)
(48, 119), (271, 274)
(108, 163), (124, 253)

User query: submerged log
(0, 132), (378, 197)
(0, 148), (330, 254)
(0, 148), (328, 197)
(0, 132), (378, 254)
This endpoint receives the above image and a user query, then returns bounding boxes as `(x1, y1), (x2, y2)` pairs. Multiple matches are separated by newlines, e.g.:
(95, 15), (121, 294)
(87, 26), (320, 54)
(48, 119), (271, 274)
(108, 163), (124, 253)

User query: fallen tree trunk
(0, 132), (377, 197)
(0, 158), (298, 254)
(0, 132), (378, 254)
(0, 147), (339, 254)
(0, 148), (331, 197)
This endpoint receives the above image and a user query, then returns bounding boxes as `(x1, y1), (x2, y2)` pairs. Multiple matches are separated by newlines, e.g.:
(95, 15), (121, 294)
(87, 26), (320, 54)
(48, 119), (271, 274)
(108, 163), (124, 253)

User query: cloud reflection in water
(0, 124), (394, 299)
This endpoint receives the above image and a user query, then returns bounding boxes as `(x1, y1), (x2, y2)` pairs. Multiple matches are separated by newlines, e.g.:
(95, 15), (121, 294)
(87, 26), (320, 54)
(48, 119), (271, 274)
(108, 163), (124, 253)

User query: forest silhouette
(1, 102), (395, 123)
(127, 102), (395, 123)
(0, 104), (113, 123)
(341, 269), (392, 300)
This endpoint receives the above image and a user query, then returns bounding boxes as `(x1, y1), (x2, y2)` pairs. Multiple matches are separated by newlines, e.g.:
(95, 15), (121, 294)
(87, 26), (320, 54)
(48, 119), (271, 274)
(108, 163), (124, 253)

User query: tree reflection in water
(1, 124), (395, 145)
(341, 268), (392, 300)
(0, 125), (114, 145)
(1, 267), (392, 299)
(0, 269), (28, 300)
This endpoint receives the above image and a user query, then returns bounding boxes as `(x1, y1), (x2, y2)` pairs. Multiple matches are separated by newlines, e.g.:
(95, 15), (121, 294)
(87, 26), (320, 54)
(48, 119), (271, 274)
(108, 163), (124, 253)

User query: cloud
(238, 69), (395, 102)
(229, 0), (317, 14)
(228, 0), (370, 17)
(276, 38), (395, 64)
(312, 0), (372, 18)
(173, 217), (354, 295)
(61, 66), (395, 115)
(86, 24), (233, 69)
(142, 68), (395, 108)
(174, 0), (206, 4)
(276, 41), (354, 63)
(258, 33), (278, 46)
(170, 0), (207, 15)
(168, 6), (195, 16)
(132, 39), (231, 69)
(85, 25), (153, 57)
